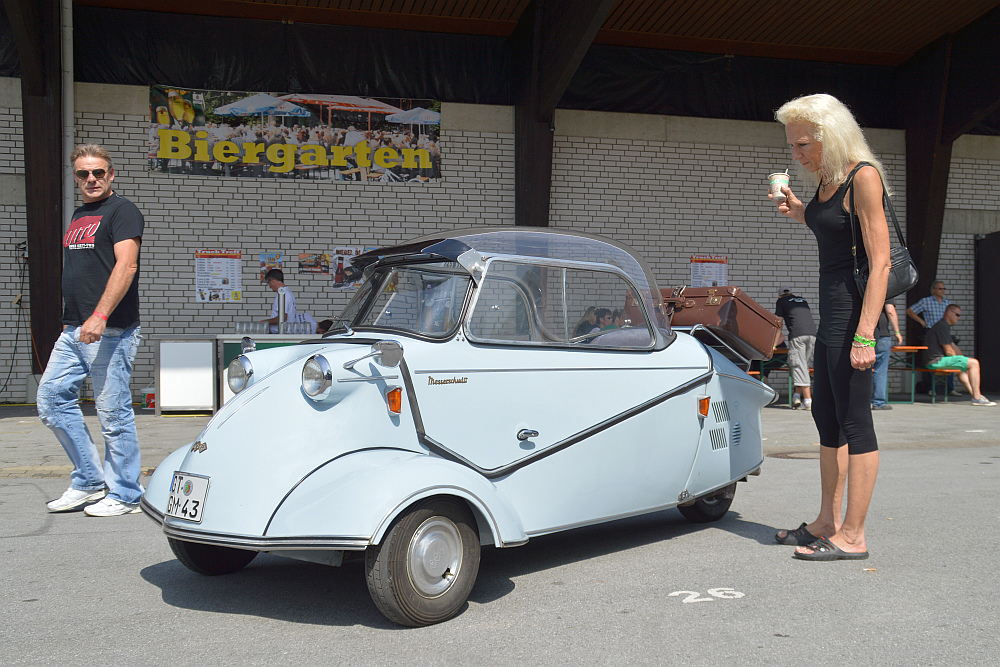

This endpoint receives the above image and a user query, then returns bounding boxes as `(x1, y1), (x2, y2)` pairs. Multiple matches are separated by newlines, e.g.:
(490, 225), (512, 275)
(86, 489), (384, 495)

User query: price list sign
(689, 254), (728, 287)
(195, 249), (243, 302)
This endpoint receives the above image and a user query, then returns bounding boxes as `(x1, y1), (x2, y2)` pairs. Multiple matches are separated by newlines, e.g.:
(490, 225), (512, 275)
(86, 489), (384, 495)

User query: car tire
(365, 497), (481, 627)
(168, 537), (258, 575)
(677, 482), (737, 523)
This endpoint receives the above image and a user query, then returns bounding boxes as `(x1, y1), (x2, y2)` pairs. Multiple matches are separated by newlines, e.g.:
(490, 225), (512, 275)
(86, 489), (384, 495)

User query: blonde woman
(771, 94), (891, 561)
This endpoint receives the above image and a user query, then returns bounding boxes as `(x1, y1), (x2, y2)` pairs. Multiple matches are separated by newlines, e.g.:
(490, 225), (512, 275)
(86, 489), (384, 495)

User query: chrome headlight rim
(227, 355), (253, 394)
(302, 354), (333, 401)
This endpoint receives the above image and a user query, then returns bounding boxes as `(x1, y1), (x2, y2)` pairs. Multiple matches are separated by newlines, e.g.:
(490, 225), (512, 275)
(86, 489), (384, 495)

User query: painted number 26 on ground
(668, 588), (745, 603)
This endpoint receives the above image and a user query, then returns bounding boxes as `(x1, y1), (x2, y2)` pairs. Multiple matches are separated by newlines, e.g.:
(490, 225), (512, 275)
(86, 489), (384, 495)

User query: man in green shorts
(925, 304), (995, 406)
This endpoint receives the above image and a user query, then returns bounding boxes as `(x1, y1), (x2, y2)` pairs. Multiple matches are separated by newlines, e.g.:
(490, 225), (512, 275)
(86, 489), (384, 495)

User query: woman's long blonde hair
(775, 94), (890, 195)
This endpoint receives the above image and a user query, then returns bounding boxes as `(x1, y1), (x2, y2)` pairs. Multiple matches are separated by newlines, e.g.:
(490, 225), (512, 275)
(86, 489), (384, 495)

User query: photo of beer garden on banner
(148, 86), (442, 182)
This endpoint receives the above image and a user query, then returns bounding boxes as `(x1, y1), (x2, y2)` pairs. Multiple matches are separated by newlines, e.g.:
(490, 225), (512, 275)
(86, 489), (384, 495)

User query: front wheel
(168, 537), (257, 575)
(365, 498), (481, 626)
(677, 483), (737, 523)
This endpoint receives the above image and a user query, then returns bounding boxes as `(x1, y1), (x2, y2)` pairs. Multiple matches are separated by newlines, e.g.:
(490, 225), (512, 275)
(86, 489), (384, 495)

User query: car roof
(353, 226), (664, 308)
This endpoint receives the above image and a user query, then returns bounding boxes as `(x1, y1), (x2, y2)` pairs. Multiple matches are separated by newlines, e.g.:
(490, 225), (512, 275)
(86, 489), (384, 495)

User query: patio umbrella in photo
(213, 93), (311, 124)
(279, 94), (403, 132)
(385, 107), (440, 125)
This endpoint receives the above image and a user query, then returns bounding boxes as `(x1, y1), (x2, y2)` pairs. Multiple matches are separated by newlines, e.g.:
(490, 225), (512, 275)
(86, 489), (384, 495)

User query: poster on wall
(259, 252), (282, 283)
(689, 255), (728, 287)
(298, 253), (330, 275)
(148, 86), (442, 182)
(194, 250), (242, 303)
(332, 246), (368, 289)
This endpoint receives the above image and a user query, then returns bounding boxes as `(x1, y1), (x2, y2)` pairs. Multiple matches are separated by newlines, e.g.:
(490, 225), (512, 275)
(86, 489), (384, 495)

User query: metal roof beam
(510, 0), (616, 227)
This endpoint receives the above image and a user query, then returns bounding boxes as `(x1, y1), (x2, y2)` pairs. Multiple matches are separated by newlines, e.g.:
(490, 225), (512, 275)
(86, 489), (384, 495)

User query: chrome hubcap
(407, 516), (463, 598)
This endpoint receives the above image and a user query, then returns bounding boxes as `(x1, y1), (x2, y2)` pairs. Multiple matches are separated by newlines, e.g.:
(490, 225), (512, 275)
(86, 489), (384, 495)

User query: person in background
(871, 303), (903, 410)
(907, 280), (959, 396)
(925, 304), (995, 406)
(574, 306), (597, 337)
(591, 308), (612, 333)
(774, 288), (817, 410)
(262, 268), (297, 333)
(37, 143), (145, 516)
(316, 319), (334, 335)
(771, 93), (890, 561)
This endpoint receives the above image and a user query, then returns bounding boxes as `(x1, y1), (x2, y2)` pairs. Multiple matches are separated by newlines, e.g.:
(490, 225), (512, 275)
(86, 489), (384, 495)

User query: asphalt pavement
(1, 395), (998, 665)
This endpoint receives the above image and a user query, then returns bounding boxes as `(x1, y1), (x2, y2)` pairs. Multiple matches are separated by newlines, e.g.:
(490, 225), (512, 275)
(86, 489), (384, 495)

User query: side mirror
(343, 340), (404, 370)
(373, 340), (404, 368)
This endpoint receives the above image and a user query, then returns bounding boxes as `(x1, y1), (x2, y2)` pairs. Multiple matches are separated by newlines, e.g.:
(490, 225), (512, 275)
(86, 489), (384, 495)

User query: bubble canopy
(352, 227), (666, 329)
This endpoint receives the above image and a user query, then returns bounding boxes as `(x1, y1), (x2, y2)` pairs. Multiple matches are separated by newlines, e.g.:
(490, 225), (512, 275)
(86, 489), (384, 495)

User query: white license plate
(166, 472), (209, 523)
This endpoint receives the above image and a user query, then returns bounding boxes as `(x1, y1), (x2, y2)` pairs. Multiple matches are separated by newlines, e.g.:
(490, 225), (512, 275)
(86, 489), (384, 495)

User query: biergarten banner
(148, 86), (442, 182)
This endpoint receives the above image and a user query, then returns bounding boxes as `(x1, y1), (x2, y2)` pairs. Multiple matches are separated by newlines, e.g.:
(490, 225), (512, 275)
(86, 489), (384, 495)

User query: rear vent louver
(712, 400), (730, 422)
(732, 421), (742, 447)
(709, 427), (728, 451)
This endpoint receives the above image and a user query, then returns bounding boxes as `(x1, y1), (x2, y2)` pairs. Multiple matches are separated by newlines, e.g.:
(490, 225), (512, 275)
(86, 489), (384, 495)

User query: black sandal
(775, 522), (819, 546)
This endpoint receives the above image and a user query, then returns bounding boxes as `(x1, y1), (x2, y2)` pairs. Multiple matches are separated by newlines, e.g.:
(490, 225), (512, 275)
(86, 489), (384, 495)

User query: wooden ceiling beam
(74, 0), (520, 36)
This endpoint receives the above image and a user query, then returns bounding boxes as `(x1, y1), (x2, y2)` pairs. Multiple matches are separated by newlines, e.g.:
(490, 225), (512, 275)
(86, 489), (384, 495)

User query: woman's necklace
(819, 176), (834, 195)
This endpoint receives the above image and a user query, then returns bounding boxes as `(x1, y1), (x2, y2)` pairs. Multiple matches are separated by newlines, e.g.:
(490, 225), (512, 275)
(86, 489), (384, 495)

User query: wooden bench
(914, 367), (962, 403)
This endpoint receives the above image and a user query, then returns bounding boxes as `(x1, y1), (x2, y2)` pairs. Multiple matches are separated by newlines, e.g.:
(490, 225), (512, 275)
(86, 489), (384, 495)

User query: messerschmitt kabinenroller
(142, 227), (776, 626)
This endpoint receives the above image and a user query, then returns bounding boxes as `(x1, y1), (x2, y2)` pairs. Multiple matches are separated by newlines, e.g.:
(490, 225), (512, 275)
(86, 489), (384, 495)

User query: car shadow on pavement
(141, 555), (402, 629)
(140, 508), (778, 628)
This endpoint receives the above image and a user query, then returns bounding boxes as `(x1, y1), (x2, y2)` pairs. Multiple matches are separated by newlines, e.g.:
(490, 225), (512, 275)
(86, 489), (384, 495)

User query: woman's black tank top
(804, 164), (867, 346)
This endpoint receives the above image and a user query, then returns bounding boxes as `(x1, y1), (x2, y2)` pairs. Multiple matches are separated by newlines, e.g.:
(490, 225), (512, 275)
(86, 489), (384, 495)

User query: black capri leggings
(810, 338), (879, 455)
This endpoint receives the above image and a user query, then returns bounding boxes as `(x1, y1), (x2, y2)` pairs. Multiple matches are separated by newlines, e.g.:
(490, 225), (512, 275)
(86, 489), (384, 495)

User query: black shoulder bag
(848, 164), (919, 300)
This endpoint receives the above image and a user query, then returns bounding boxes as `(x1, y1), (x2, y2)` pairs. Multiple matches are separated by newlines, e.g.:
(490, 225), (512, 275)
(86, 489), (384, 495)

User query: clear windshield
(332, 262), (471, 338)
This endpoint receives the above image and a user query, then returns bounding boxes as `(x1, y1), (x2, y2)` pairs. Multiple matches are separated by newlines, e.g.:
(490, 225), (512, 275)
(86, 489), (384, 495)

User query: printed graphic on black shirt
(64, 215), (103, 250)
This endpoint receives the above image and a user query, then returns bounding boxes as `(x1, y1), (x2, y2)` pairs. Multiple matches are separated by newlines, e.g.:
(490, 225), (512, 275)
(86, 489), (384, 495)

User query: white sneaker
(803, 399), (812, 411)
(971, 397), (996, 407)
(792, 393), (802, 409)
(84, 497), (142, 516)
(47, 487), (106, 513)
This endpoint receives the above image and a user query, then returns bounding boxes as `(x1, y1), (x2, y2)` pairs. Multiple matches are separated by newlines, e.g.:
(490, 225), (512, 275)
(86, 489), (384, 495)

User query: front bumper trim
(140, 496), (370, 551)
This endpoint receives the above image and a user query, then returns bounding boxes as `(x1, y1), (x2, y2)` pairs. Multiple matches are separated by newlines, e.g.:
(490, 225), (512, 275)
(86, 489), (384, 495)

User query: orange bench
(914, 368), (962, 403)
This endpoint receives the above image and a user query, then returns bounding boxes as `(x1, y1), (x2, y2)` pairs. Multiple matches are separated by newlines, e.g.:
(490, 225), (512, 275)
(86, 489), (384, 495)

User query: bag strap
(848, 162), (907, 274)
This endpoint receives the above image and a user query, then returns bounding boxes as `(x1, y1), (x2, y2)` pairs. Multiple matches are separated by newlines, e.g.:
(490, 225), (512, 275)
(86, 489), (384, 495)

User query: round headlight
(227, 355), (253, 394)
(302, 354), (333, 400)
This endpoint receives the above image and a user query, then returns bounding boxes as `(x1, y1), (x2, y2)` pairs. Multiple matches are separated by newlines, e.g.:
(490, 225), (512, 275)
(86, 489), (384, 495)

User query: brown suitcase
(665, 286), (783, 361)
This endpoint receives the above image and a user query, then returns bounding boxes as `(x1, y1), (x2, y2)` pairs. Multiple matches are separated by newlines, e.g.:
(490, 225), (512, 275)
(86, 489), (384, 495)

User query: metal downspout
(61, 0), (73, 231)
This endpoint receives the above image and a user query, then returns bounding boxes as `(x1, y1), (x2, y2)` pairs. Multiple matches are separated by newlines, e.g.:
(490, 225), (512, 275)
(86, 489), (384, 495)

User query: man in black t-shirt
(925, 304), (995, 406)
(775, 288), (817, 409)
(37, 143), (147, 516)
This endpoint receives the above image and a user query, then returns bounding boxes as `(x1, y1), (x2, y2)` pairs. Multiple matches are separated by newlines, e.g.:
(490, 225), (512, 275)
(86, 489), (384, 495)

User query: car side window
(468, 261), (653, 348)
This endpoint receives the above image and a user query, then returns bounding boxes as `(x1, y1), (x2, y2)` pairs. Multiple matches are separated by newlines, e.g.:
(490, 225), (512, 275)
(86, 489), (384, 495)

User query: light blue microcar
(142, 227), (776, 626)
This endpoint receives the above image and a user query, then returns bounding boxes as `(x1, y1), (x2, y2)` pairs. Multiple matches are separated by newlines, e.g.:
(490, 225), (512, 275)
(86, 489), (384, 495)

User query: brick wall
(1, 81), (999, 403)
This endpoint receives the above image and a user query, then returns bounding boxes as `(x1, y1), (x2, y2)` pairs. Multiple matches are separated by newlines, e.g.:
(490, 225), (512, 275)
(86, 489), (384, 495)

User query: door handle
(517, 429), (539, 441)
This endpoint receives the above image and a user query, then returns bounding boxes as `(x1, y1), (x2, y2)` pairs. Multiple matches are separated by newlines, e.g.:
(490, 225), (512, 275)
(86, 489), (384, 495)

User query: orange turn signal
(698, 395), (710, 418)
(386, 387), (403, 415)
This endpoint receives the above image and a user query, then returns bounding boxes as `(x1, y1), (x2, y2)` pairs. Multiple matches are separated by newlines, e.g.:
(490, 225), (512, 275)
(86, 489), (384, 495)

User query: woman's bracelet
(852, 334), (876, 347)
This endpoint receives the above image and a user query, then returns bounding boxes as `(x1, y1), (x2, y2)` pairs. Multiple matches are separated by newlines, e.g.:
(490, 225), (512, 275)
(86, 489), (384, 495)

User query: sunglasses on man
(75, 168), (108, 179)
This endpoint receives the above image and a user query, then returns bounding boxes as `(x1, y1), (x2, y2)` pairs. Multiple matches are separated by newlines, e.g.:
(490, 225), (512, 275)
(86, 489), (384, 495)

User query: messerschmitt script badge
(427, 376), (468, 386)
(191, 440), (208, 453)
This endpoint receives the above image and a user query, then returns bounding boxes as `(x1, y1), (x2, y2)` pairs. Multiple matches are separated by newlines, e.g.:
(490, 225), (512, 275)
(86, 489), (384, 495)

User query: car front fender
(265, 448), (528, 549)
(141, 443), (193, 518)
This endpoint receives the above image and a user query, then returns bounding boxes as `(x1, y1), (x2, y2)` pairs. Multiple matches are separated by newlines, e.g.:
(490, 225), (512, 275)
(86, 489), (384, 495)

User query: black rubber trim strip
(418, 369), (715, 479)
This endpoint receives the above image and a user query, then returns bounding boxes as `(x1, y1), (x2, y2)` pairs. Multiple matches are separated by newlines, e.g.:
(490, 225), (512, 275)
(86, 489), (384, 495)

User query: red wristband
(93, 311), (108, 321)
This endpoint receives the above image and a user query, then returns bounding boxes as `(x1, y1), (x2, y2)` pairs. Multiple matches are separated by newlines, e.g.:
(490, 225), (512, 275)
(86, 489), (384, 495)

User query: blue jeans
(37, 325), (143, 504)
(871, 335), (892, 407)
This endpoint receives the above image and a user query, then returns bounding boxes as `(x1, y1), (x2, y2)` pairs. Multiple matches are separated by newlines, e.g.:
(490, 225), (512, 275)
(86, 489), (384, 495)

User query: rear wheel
(678, 483), (737, 523)
(365, 498), (481, 626)
(168, 537), (257, 575)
